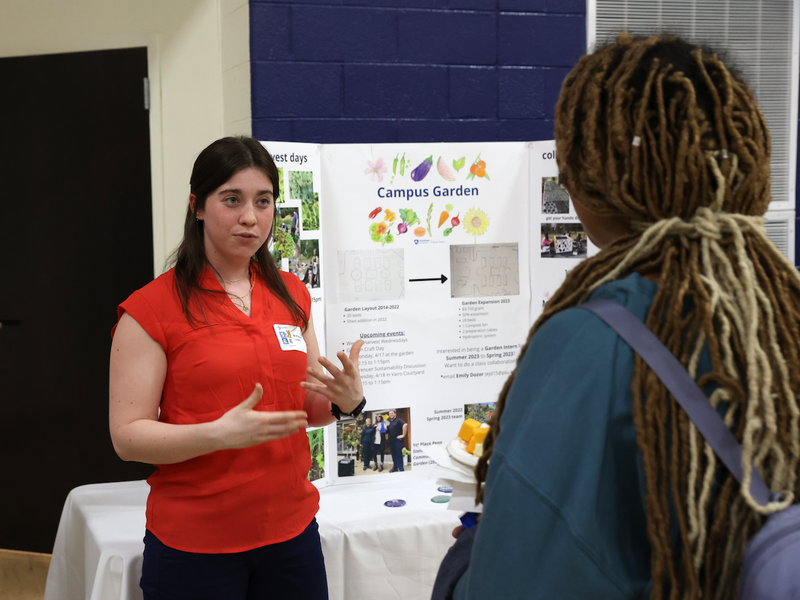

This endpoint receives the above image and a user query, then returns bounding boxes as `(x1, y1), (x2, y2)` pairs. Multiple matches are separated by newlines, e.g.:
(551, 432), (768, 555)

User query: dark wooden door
(0, 47), (156, 553)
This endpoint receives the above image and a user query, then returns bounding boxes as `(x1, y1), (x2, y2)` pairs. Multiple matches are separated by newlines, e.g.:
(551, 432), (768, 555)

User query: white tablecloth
(44, 477), (460, 600)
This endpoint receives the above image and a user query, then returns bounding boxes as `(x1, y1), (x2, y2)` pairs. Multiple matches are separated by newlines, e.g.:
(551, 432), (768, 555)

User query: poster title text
(377, 185), (479, 200)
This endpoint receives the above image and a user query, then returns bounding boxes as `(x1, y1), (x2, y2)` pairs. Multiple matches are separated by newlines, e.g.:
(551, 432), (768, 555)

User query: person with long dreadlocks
(433, 34), (800, 600)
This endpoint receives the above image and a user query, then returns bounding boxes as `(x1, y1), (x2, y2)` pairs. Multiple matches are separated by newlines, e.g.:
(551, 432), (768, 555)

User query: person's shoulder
(539, 274), (653, 346)
(539, 273), (657, 338)
(114, 268), (179, 341)
(586, 272), (657, 319)
(126, 268), (177, 304)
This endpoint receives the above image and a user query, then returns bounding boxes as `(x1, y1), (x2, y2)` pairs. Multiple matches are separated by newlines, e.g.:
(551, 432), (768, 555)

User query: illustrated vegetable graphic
(443, 227), (453, 236)
(438, 211), (449, 228)
(437, 157), (456, 181)
(414, 227), (426, 237)
(426, 203), (434, 236)
(411, 156), (433, 182)
(466, 153), (490, 181)
(369, 207), (382, 219)
(399, 208), (420, 226)
(451, 213), (460, 227)
(453, 157), (466, 172)
(397, 208), (420, 235)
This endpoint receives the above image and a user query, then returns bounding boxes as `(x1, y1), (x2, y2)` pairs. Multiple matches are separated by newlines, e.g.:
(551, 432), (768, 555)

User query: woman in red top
(109, 137), (364, 599)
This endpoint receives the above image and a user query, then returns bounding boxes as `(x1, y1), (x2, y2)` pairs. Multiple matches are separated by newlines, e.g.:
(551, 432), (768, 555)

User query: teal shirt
(454, 274), (658, 599)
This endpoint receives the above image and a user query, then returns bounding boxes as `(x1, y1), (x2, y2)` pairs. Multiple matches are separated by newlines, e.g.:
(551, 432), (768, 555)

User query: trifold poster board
(265, 140), (597, 489)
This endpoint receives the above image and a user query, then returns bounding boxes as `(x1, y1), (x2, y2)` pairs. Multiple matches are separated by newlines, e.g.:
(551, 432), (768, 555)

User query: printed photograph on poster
(450, 243), (520, 298)
(269, 206), (300, 267)
(336, 249), (405, 302)
(307, 427), (326, 483)
(288, 170), (313, 201)
(298, 239), (320, 288)
(335, 408), (412, 476)
(541, 176), (571, 215)
(286, 170), (319, 231)
(303, 192), (320, 231)
(540, 222), (588, 259)
(276, 167), (285, 203)
(464, 401), (496, 424)
(276, 207), (300, 242)
(288, 258), (301, 281)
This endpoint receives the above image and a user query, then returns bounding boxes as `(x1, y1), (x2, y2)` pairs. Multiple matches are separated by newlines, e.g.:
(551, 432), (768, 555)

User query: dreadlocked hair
(474, 34), (800, 599)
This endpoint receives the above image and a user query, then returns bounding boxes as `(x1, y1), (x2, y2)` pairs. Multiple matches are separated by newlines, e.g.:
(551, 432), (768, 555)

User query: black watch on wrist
(331, 397), (366, 420)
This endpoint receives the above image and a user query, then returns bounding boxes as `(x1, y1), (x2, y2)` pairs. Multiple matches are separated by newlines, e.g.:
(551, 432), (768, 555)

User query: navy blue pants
(140, 518), (328, 600)
(389, 440), (405, 472)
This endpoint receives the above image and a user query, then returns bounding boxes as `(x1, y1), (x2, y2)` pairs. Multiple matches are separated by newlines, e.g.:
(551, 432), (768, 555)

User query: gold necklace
(225, 273), (255, 312)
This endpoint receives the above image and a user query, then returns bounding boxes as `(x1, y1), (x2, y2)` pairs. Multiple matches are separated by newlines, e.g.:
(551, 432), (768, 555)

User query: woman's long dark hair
(170, 136), (308, 329)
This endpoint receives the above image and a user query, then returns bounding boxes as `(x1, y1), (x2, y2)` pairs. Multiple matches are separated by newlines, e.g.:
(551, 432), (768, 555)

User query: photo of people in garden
(294, 239), (320, 289)
(270, 207), (300, 269)
(335, 408), (412, 477)
(540, 222), (588, 259)
(287, 170), (319, 232)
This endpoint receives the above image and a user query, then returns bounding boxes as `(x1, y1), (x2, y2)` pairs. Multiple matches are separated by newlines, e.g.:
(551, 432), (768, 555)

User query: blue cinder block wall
(249, 1), (799, 268)
(249, 0), (585, 144)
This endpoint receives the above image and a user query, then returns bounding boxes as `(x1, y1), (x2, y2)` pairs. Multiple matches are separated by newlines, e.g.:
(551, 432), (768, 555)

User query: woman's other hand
(302, 338), (365, 414)
(213, 384), (308, 449)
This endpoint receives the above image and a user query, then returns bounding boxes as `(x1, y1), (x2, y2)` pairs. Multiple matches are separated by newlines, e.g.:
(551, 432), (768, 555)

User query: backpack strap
(578, 299), (772, 507)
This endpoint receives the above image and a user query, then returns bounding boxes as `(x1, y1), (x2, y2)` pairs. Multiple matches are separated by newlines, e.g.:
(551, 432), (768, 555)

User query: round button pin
(384, 499), (406, 508)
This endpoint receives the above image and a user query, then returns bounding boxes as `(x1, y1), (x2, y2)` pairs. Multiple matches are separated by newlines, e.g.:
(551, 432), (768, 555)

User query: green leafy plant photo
(307, 428), (325, 482)
(302, 193), (320, 231)
(271, 227), (295, 266)
(289, 171), (314, 201)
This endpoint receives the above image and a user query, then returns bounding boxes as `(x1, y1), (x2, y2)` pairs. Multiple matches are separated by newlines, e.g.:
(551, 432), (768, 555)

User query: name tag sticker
(273, 324), (308, 353)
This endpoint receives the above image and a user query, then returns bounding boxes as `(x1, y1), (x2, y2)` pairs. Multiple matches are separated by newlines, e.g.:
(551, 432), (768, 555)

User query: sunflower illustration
(463, 207), (490, 242)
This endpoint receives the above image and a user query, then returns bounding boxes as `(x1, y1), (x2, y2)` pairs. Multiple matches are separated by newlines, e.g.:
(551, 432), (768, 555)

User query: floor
(0, 549), (50, 600)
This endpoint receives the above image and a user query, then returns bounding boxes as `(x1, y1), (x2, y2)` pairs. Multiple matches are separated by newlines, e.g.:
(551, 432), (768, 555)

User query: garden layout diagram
(449, 243), (520, 298)
(336, 249), (406, 302)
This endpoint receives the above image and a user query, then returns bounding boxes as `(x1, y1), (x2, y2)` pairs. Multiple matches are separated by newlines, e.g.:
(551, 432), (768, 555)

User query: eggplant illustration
(410, 156), (433, 182)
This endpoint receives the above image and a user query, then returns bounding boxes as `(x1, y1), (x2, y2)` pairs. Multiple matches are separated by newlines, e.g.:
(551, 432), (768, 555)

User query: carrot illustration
(438, 210), (449, 228)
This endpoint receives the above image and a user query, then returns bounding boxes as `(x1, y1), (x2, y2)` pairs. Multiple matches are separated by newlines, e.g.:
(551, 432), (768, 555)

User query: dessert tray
(447, 437), (479, 467)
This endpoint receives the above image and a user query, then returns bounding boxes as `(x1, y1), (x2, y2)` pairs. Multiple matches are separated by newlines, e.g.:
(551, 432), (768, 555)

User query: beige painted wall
(1, 0), (252, 273)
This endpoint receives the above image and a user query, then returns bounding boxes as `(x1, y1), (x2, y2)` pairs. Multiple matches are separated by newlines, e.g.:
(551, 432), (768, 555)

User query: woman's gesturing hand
(301, 339), (364, 414)
(214, 384), (308, 450)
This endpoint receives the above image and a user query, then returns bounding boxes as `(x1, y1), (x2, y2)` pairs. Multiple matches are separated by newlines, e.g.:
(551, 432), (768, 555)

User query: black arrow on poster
(409, 274), (448, 284)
